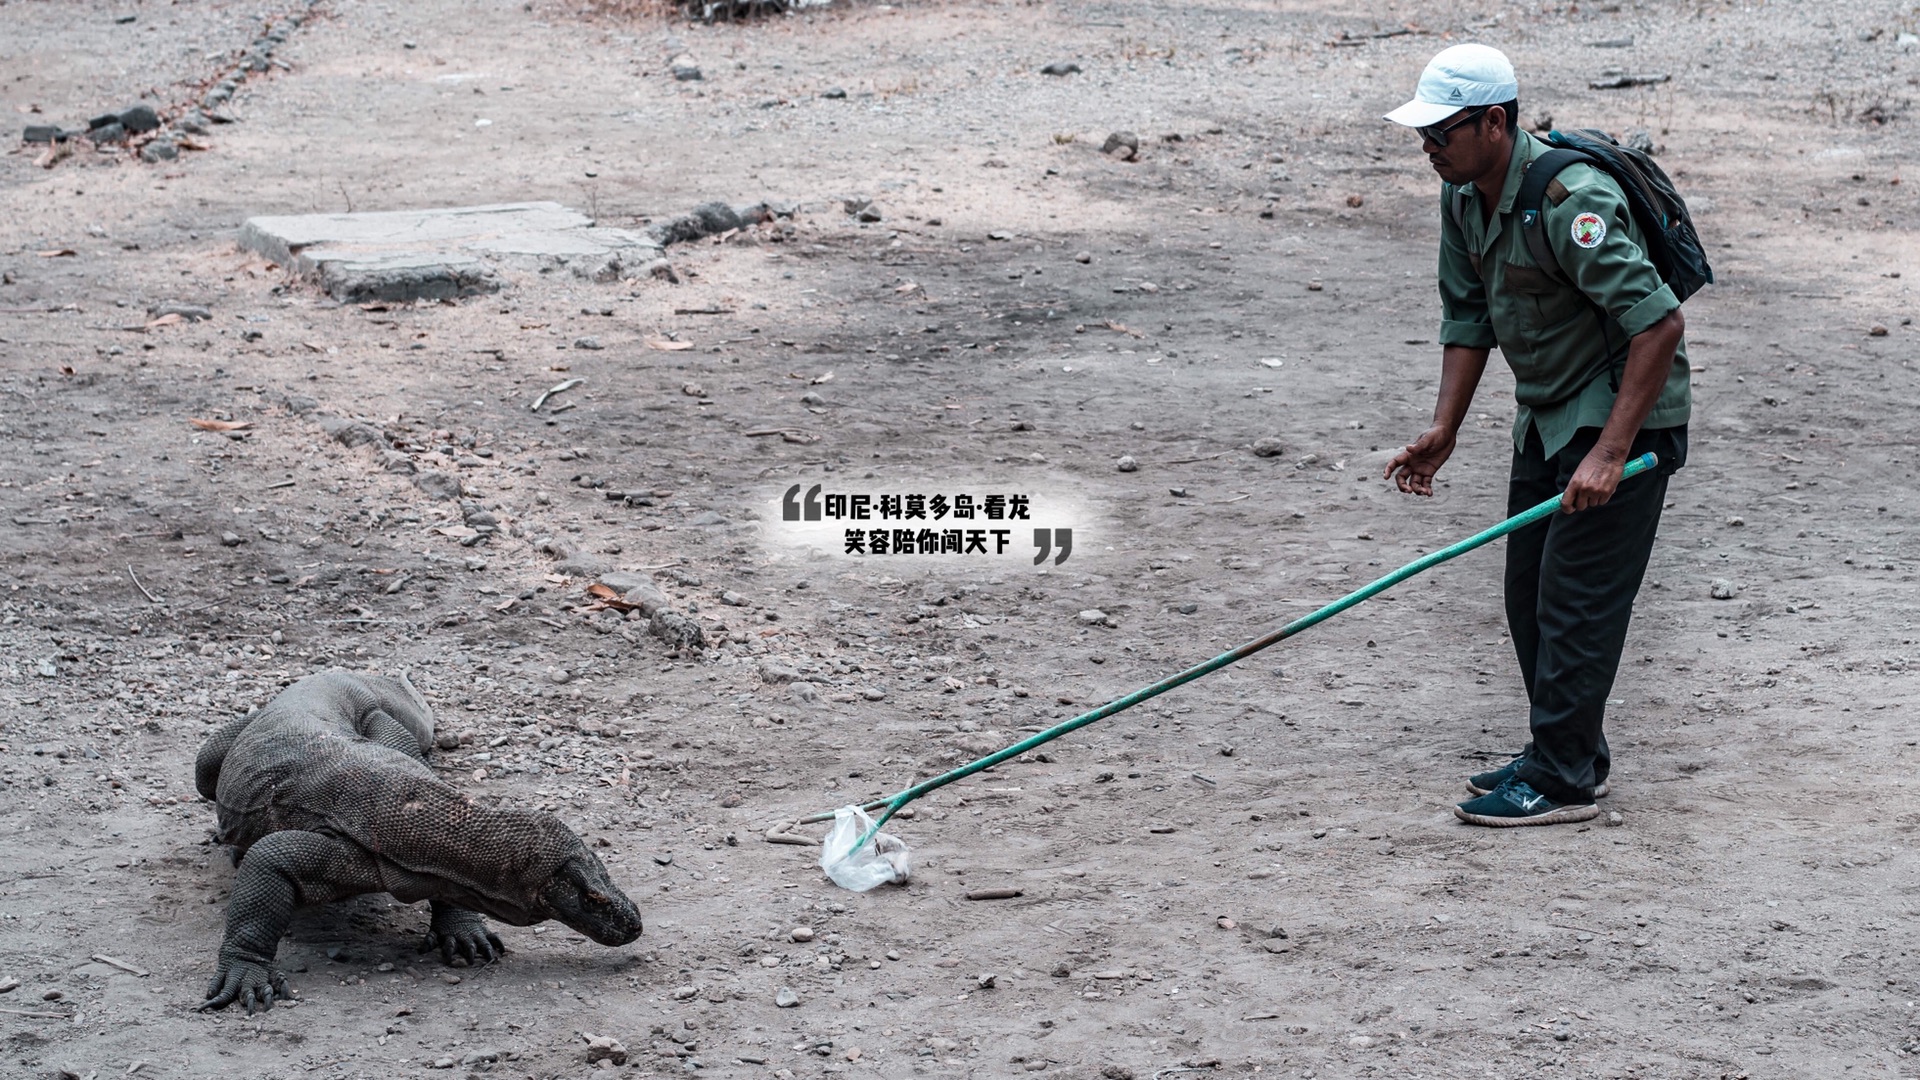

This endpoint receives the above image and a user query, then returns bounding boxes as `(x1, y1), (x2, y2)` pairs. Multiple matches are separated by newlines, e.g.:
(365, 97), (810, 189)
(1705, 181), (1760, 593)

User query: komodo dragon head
(436, 807), (643, 946)
(534, 842), (644, 946)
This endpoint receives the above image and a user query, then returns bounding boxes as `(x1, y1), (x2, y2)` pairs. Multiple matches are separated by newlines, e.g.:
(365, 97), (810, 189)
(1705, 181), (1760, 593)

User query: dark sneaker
(1453, 777), (1599, 828)
(1466, 755), (1609, 799)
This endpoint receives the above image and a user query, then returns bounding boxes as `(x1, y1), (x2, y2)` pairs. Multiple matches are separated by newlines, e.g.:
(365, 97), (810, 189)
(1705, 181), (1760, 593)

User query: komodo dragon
(193, 670), (643, 1013)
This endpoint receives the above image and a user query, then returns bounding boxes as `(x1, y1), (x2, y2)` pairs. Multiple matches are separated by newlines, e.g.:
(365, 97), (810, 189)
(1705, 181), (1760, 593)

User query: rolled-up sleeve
(1546, 180), (1680, 337)
(1437, 188), (1496, 348)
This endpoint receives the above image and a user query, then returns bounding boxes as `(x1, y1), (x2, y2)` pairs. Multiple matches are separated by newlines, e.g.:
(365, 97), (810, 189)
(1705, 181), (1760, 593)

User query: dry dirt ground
(3, 0), (1920, 1078)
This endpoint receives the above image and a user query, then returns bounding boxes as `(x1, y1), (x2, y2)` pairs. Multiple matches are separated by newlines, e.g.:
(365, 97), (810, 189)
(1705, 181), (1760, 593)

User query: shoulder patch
(1570, 212), (1606, 249)
(1544, 178), (1572, 206)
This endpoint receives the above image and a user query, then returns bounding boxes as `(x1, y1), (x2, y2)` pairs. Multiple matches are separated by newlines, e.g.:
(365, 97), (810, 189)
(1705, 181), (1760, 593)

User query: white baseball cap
(1383, 44), (1519, 128)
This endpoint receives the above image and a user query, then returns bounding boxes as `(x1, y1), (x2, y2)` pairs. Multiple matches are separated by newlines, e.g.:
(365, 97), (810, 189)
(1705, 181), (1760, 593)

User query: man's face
(1420, 106), (1505, 185)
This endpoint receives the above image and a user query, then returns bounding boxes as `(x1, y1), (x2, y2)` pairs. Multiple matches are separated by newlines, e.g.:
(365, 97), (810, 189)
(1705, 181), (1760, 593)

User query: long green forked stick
(812, 451), (1659, 856)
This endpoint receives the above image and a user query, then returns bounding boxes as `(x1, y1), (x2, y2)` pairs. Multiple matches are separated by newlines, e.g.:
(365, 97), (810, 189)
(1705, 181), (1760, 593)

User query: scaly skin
(194, 671), (643, 1013)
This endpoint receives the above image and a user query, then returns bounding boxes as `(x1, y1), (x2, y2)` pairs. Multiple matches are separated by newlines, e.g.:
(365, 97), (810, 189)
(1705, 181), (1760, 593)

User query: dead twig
(127, 565), (162, 605)
(742, 428), (820, 444)
(91, 953), (149, 977)
(0, 1007), (68, 1019)
(531, 378), (585, 412)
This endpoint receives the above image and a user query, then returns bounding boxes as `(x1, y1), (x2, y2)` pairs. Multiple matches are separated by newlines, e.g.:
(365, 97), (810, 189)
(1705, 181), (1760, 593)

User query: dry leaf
(189, 418), (253, 432)
(300, 341), (326, 353)
(144, 313), (183, 329)
(646, 339), (695, 351)
(811, 371), (835, 384)
(36, 249), (75, 258)
(586, 583), (641, 611)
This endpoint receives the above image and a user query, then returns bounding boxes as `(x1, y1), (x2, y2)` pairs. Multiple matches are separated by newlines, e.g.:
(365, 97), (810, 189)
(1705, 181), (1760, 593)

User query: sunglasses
(1417, 106), (1490, 147)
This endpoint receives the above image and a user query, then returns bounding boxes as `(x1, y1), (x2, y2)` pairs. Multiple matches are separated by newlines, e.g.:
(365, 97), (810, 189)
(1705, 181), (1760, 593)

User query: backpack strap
(1515, 147), (1592, 283)
(1518, 146), (1629, 390)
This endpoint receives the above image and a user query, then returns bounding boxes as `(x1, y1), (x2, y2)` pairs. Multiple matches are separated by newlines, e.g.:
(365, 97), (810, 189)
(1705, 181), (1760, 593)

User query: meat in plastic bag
(820, 805), (911, 892)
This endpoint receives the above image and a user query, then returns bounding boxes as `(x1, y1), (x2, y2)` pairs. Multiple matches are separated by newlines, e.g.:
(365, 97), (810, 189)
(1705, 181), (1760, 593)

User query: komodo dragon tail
(195, 711), (259, 801)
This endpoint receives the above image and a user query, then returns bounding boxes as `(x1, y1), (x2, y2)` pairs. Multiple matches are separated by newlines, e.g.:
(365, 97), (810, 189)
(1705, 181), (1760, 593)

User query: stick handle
(836, 452), (1659, 851)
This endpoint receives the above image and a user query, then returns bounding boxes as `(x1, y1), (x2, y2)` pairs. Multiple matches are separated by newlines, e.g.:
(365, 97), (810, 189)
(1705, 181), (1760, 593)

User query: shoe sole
(1466, 780), (1610, 799)
(1453, 802), (1601, 828)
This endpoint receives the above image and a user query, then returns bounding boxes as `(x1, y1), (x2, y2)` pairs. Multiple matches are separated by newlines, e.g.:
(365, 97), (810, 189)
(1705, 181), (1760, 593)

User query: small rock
(1040, 61), (1081, 76)
(1623, 129), (1655, 154)
(789, 681), (820, 704)
(1251, 437), (1285, 458)
(1101, 1067), (1135, 1080)
(976, 973), (998, 989)
(42, 989), (64, 1001)
(1074, 251), (1092, 263)
(430, 1057), (456, 1069)
(720, 590), (749, 606)
(1169, 486), (1188, 497)
(320, 417), (385, 450)
(22, 124), (68, 143)
(377, 449), (417, 475)
(1709, 579), (1737, 600)
(759, 659), (800, 684)
(414, 470), (462, 501)
(672, 984), (698, 1001)
(681, 382), (706, 397)
(860, 686), (886, 701)
(1347, 1035), (1375, 1049)
(87, 121), (126, 144)
(149, 297), (212, 319)
(573, 336), (604, 350)
(583, 1034), (628, 1065)
(1345, 193), (1364, 208)
(1100, 131), (1139, 161)
(619, 581), (671, 616)
(219, 531), (243, 547)
(790, 926), (815, 942)
(672, 62), (703, 81)
(644, 258), (679, 283)
(856, 204), (884, 224)
(139, 137), (178, 163)
(460, 1049), (500, 1066)
(1175, 602), (1198, 615)
(822, 87), (847, 99)
(775, 986), (802, 1008)
(1306, 280), (1324, 291)
(1607, 810), (1624, 827)
(1869, 324), (1890, 337)
(435, 732), (460, 751)
(1115, 455), (1138, 472)
(1217, 916), (1236, 929)
(800, 390), (825, 406)
(1076, 609), (1109, 627)
(1726, 515), (1745, 527)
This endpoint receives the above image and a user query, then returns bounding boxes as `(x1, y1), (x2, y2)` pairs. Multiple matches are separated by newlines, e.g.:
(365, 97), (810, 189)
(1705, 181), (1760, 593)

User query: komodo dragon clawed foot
(203, 955), (289, 1015)
(425, 901), (506, 966)
(193, 671), (644, 1011)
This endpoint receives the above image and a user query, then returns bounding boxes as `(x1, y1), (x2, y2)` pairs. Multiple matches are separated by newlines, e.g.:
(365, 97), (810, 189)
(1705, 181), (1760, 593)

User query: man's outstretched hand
(1384, 425), (1457, 497)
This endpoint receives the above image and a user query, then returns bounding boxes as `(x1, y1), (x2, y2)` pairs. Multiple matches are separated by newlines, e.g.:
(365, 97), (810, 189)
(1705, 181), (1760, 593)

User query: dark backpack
(1449, 128), (1714, 302)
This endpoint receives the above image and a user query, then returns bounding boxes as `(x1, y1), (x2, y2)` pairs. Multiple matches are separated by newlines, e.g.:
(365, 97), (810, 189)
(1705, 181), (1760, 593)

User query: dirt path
(2, 1), (1917, 1078)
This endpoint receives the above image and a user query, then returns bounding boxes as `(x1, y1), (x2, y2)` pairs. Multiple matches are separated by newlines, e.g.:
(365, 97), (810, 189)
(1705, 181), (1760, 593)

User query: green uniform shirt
(1437, 129), (1691, 457)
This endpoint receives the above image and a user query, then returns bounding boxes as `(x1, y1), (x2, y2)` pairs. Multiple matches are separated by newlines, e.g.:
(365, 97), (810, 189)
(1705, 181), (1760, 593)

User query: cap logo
(1449, 87), (1463, 100)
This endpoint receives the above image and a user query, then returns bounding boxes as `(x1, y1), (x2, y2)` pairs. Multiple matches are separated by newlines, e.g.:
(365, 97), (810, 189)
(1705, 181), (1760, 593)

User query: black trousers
(1506, 423), (1686, 804)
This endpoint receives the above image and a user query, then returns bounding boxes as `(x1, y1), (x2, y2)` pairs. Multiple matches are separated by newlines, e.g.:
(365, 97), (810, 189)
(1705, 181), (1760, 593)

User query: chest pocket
(1502, 262), (1584, 326)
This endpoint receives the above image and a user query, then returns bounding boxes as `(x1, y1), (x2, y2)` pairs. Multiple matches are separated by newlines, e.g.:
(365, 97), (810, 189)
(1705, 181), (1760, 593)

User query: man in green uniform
(1381, 44), (1690, 826)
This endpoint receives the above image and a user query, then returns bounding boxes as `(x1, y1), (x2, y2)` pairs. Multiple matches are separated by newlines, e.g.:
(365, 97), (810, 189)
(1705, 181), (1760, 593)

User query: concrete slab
(238, 201), (665, 302)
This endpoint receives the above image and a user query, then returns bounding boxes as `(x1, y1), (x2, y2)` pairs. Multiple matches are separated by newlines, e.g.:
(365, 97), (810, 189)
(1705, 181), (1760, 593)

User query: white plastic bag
(820, 805), (911, 892)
